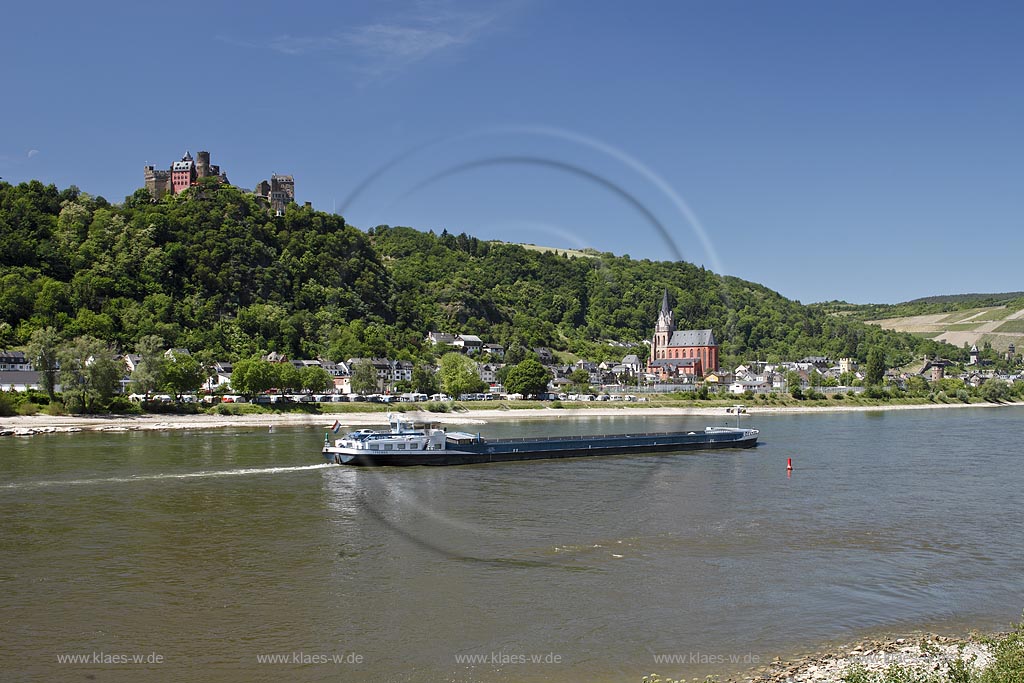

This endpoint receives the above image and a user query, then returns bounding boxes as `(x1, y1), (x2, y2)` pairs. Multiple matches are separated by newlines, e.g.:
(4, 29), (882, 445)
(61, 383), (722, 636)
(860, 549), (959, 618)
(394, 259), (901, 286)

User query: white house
(0, 371), (44, 392)
(205, 361), (234, 392)
(0, 351), (33, 372)
(729, 379), (770, 395)
(453, 334), (483, 354)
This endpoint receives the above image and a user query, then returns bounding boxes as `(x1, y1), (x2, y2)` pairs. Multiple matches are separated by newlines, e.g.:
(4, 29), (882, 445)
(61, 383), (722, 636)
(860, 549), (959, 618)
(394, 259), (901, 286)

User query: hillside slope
(868, 305), (1024, 352)
(0, 179), (961, 368)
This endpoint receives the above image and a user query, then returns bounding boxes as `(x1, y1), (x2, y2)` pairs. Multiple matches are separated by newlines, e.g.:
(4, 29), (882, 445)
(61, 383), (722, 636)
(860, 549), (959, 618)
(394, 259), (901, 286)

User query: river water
(2, 407), (1023, 682)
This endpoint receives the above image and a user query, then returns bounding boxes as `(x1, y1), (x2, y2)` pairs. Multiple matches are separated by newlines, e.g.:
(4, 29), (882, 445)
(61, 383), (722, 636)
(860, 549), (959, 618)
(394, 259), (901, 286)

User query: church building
(648, 291), (718, 379)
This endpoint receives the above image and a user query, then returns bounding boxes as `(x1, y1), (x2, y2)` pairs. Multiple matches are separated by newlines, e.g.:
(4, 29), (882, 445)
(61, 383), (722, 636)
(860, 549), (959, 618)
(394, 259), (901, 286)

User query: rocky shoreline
(717, 633), (994, 683)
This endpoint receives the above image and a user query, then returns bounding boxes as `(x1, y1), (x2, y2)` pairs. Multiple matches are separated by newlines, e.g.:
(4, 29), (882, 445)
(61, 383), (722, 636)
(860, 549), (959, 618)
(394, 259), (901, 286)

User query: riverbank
(0, 400), (1017, 436)
(648, 626), (1021, 683)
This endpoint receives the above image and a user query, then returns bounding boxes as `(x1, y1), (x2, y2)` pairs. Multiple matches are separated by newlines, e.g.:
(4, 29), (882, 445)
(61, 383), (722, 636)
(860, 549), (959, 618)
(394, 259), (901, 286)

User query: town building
(920, 356), (955, 382)
(0, 350), (32, 372)
(648, 291), (718, 378)
(452, 334), (483, 354)
(426, 332), (457, 346)
(534, 347), (556, 365)
(969, 344), (980, 366)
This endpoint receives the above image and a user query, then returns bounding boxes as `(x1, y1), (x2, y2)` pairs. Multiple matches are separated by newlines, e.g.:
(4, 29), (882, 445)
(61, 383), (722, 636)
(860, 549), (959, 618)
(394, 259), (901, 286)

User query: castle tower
(196, 151), (211, 178)
(143, 165), (170, 199)
(651, 290), (674, 363)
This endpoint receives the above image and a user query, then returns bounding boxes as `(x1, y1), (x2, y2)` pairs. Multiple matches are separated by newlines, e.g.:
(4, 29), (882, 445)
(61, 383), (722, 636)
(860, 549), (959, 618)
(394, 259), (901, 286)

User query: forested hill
(0, 179), (959, 367)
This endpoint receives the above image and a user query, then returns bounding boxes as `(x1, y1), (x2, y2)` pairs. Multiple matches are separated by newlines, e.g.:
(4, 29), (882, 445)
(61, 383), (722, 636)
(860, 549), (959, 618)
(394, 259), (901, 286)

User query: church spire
(652, 290), (674, 365)
(656, 290), (674, 333)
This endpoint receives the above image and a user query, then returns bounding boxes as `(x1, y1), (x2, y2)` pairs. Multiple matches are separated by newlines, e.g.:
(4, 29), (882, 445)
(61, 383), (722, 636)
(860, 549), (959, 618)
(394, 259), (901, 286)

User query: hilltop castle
(254, 174), (295, 214)
(648, 290), (719, 378)
(144, 150), (295, 213)
(144, 150), (227, 198)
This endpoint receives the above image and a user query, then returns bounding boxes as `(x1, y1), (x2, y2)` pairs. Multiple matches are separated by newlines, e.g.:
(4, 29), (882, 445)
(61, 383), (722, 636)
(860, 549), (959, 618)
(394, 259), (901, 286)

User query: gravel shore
(731, 634), (992, 683)
(646, 633), (995, 683)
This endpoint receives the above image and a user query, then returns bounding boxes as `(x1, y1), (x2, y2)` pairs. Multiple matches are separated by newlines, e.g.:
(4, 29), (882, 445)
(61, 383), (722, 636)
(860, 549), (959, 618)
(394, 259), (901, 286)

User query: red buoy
(787, 458), (793, 471)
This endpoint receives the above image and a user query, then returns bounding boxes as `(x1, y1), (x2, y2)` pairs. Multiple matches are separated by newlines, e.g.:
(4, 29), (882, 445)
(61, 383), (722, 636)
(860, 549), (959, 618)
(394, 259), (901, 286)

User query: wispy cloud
(27, 149), (39, 159)
(219, 1), (501, 81)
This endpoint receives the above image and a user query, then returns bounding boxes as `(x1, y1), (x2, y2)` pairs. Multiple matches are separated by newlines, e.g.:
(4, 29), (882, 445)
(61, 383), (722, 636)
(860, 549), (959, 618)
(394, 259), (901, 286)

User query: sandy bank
(0, 401), (1016, 437)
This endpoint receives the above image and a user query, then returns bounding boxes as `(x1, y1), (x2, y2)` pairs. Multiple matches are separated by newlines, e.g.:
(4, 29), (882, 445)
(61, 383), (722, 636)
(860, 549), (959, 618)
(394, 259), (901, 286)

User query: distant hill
(865, 305), (1024, 353)
(814, 293), (1024, 322)
(813, 293), (1024, 353)
(902, 292), (1024, 306)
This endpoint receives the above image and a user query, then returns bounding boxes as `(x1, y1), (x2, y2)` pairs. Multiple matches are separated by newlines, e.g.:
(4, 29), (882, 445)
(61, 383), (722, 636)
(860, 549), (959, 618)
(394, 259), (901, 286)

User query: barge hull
(323, 433), (757, 467)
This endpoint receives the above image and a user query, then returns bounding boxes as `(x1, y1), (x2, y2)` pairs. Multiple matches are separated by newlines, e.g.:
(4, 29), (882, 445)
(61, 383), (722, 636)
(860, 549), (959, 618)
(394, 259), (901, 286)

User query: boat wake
(2, 463), (335, 490)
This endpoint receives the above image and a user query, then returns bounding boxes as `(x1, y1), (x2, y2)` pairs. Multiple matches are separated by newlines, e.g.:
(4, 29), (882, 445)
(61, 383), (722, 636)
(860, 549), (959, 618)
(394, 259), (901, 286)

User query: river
(2, 407), (1022, 682)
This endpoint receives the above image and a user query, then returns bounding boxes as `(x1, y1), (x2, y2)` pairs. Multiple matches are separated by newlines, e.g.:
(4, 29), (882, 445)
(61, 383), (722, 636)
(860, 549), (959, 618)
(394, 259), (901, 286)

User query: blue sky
(2, 1), (1022, 304)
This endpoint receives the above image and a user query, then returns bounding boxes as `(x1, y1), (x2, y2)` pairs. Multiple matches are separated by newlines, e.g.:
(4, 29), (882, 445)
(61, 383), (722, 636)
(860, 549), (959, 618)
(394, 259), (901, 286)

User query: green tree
(163, 353), (204, 399)
(231, 358), (278, 396)
(568, 368), (592, 393)
(439, 352), (485, 397)
(276, 363), (302, 392)
(129, 335), (166, 396)
(411, 364), (439, 395)
(300, 366), (334, 393)
(58, 335), (121, 413)
(905, 375), (930, 395)
(26, 326), (61, 401)
(784, 370), (803, 392)
(503, 359), (552, 397)
(979, 379), (1009, 402)
(865, 347), (886, 385)
(350, 360), (378, 395)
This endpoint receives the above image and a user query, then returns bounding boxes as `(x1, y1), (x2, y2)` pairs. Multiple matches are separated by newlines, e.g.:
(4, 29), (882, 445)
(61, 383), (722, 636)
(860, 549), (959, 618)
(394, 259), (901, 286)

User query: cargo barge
(321, 409), (758, 466)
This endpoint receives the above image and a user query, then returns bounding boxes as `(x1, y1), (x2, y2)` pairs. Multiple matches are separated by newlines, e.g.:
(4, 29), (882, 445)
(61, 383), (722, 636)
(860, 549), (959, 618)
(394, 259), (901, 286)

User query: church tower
(651, 290), (675, 363)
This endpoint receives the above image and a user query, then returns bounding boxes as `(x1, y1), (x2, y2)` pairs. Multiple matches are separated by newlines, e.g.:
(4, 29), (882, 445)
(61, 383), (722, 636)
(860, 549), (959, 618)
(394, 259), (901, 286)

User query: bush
(983, 614), (1024, 682)
(63, 395), (85, 414)
(24, 390), (50, 406)
(791, 387), (804, 400)
(0, 391), (15, 417)
(956, 389), (971, 403)
(864, 386), (887, 400)
(106, 396), (141, 414)
(550, 400), (564, 409)
(16, 401), (39, 416)
(44, 401), (65, 416)
(832, 393), (844, 400)
(423, 401), (452, 413)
